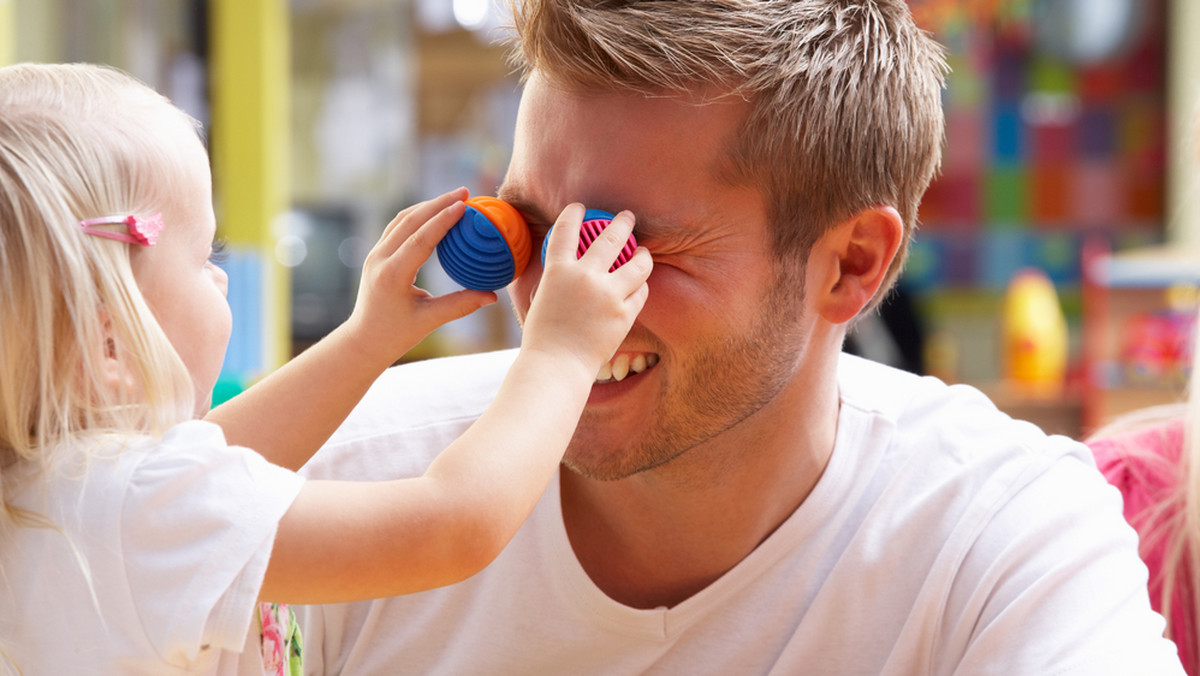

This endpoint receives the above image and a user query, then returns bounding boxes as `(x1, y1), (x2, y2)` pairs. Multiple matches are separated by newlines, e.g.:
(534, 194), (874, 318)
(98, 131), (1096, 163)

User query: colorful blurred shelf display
(1082, 243), (1200, 432)
(900, 0), (1167, 401)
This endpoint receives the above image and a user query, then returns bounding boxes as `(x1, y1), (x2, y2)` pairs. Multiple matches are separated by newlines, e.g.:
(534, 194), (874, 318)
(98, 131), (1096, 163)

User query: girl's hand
(521, 204), (652, 376)
(345, 188), (497, 361)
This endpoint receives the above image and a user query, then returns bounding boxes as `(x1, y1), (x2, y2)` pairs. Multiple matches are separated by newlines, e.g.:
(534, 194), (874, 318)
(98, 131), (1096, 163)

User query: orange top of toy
(465, 196), (531, 278)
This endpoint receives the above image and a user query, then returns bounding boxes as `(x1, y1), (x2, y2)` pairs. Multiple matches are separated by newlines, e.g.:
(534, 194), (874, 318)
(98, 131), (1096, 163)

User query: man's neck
(559, 371), (840, 609)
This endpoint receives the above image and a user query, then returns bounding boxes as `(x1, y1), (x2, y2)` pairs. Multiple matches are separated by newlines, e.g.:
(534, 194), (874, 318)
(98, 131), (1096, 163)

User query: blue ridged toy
(436, 197), (531, 291)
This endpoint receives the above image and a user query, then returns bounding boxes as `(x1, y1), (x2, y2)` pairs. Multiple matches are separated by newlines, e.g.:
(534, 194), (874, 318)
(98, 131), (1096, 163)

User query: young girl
(0, 62), (651, 674)
(1088, 315), (1200, 675)
(1086, 110), (1200, 675)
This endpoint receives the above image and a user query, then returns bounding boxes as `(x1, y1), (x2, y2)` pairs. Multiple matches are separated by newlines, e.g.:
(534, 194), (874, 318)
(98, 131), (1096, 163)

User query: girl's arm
(260, 205), (652, 603)
(204, 188), (497, 471)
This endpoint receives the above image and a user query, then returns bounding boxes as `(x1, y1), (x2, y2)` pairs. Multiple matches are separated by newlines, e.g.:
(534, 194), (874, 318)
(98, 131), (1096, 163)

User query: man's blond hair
(508, 0), (947, 310)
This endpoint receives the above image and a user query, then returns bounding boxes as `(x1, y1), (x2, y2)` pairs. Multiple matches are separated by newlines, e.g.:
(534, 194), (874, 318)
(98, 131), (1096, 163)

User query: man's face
(500, 75), (812, 480)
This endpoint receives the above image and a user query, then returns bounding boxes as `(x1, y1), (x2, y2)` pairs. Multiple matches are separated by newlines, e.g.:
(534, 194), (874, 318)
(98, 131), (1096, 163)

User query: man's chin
(561, 440), (646, 482)
(562, 431), (689, 482)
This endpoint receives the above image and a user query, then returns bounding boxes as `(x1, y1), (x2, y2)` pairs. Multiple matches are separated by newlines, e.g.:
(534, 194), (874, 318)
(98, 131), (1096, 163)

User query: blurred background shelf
(1080, 242), (1200, 433)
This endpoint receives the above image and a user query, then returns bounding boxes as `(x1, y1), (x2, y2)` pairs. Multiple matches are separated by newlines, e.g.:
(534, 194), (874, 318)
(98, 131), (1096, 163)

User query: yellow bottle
(1002, 268), (1068, 398)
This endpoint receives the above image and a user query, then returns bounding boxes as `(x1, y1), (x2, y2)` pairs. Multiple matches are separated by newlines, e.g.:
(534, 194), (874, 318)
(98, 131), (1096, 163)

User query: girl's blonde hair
(1152, 310), (1200, 670)
(1172, 341), (1200, 671)
(0, 63), (197, 525)
(1090, 341), (1200, 672)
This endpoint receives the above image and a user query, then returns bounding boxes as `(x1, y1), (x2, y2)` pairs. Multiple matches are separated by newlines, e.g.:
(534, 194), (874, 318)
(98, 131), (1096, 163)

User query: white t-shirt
(296, 350), (1184, 675)
(0, 420), (305, 675)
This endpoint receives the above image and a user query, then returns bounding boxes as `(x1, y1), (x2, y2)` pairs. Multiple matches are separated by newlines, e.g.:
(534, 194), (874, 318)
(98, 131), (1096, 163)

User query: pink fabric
(1091, 419), (1195, 675)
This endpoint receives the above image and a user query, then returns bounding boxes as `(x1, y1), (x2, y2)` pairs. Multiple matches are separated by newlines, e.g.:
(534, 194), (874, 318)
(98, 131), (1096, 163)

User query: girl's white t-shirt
(0, 420), (305, 675)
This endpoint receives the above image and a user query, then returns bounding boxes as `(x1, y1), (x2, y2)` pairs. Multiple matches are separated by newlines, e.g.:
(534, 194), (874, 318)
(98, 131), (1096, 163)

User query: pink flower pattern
(258, 602), (302, 676)
(78, 212), (164, 246)
(126, 213), (164, 246)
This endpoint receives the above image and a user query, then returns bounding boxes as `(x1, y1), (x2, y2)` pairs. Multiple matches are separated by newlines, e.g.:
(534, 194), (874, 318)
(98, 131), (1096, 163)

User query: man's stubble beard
(561, 268), (809, 482)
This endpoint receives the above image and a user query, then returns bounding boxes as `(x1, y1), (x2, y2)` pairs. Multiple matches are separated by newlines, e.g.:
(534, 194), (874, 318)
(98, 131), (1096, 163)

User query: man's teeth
(595, 353), (658, 383)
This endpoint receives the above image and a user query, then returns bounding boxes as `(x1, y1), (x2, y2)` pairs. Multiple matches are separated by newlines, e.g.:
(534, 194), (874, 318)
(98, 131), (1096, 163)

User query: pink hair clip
(79, 213), (164, 246)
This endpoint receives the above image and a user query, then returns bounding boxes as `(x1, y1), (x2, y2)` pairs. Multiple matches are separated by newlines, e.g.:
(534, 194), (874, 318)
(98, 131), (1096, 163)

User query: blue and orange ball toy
(436, 197), (531, 292)
(437, 199), (637, 291)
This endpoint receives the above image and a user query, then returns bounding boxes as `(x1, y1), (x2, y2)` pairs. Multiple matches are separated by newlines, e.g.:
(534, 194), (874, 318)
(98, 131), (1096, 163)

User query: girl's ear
(810, 206), (903, 325)
(99, 316), (138, 395)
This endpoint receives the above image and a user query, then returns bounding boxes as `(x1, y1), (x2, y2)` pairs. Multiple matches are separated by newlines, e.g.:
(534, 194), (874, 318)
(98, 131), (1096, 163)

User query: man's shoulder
(301, 349), (518, 480)
(836, 352), (1090, 470)
(350, 348), (516, 430)
(837, 352), (997, 422)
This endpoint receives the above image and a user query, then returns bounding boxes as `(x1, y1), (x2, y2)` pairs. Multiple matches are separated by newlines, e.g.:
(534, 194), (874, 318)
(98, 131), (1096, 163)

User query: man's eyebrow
(493, 191), (551, 226)
(493, 191), (678, 240)
(624, 214), (679, 241)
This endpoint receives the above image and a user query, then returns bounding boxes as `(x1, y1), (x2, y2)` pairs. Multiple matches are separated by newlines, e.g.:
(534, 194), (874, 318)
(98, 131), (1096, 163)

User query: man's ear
(812, 206), (903, 325)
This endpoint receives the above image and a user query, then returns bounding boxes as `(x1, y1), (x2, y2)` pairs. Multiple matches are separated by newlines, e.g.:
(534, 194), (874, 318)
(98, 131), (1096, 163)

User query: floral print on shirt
(258, 602), (302, 676)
